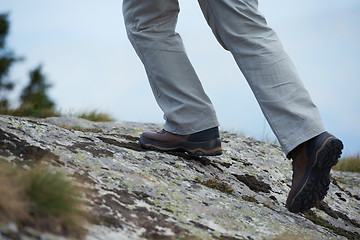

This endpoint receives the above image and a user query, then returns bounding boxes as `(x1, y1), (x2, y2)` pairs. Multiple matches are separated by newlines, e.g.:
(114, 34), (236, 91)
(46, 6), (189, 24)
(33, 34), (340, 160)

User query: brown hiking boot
(139, 127), (222, 156)
(286, 132), (343, 213)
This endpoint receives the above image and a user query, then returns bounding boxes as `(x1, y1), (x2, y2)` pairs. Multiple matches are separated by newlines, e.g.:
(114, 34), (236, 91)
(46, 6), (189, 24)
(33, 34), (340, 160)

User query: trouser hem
(282, 127), (326, 157)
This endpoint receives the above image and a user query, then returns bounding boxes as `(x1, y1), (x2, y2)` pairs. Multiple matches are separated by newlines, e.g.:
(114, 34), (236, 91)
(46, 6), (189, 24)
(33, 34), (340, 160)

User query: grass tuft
(332, 153), (360, 173)
(26, 168), (88, 237)
(0, 106), (114, 123)
(0, 162), (29, 223)
(76, 110), (114, 122)
(0, 105), (60, 118)
(0, 161), (89, 238)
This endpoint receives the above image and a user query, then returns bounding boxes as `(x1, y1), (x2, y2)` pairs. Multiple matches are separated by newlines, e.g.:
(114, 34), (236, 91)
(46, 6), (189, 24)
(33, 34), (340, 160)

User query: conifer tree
(0, 13), (22, 108)
(20, 65), (55, 110)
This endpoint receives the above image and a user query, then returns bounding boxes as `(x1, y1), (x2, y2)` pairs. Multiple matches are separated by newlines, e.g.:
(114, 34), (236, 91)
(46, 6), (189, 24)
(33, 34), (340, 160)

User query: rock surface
(0, 115), (359, 240)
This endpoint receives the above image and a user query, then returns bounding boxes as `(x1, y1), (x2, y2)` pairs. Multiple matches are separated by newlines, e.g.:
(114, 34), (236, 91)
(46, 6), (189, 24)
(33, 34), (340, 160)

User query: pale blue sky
(1, 1), (359, 156)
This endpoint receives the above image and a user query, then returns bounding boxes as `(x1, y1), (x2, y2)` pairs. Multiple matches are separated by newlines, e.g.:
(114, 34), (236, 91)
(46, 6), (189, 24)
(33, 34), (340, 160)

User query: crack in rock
(233, 173), (272, 193)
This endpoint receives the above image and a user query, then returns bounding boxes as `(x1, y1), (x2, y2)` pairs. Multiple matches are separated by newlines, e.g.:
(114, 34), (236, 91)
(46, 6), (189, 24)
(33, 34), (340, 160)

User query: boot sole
(139, 136), (223, 156)
(316, 137), (343, 202)
(287, 136), (343, 213)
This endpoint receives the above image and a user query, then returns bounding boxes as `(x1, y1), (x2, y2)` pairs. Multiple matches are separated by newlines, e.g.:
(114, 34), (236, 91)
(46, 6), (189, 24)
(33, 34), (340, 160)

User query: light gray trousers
(122, 0), (326, 155)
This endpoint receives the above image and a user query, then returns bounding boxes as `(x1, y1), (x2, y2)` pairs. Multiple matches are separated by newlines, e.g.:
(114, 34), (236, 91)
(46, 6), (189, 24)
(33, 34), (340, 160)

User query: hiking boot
(139, 127), (222, 156)
(286, 132), (343, 213)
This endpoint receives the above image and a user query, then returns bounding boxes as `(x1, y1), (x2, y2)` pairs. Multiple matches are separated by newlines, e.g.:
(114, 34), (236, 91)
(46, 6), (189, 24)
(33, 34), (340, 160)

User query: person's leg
(197, 0), (343, 212)
(197, 0), (324, 156)
(123, 0), (219, 135)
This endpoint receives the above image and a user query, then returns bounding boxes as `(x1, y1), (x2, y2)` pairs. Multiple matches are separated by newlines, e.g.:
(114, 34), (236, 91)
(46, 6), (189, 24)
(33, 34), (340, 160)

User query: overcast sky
(1, 1), (359, 156)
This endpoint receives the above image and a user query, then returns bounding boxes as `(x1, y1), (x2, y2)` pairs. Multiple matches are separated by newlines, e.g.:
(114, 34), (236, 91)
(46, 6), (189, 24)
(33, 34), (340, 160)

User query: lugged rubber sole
(316, 137), (343, 201)
(287, 137), (343, 213)
(139, 136), (223, 157)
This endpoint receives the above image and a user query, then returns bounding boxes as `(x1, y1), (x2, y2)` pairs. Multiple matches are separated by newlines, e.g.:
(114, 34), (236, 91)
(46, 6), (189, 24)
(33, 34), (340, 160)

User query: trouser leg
(198, 0), (326, 155)
(122, 0), (219, 135)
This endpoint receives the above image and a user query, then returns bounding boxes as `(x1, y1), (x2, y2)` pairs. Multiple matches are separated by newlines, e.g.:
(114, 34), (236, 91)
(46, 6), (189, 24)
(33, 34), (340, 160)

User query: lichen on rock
(0, 115), (359, 240)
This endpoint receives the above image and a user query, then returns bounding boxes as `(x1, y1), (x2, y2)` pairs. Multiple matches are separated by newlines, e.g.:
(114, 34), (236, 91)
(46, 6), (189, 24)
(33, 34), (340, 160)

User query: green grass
(0, 105), (60, 118)
(0, 161), (90, 238)
(332, 153), (360, 173)
(76, 110), (114, 122)
(0, 106), (115, 123)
